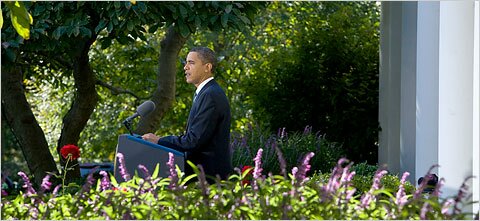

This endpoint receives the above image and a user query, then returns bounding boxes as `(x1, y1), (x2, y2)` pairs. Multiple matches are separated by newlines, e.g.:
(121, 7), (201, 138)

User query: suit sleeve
(157, 93), (219, 152)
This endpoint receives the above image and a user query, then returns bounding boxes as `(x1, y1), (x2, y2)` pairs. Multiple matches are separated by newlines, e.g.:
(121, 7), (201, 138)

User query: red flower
(241, 165), (253, 186)
(60, 144), (80, 160)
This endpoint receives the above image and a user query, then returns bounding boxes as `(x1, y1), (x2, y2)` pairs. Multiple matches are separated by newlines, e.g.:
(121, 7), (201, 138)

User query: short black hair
(190, 47), (217, 73)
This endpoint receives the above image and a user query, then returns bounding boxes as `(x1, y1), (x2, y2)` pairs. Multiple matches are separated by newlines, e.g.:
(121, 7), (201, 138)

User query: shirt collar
(195, 77), (214, 95)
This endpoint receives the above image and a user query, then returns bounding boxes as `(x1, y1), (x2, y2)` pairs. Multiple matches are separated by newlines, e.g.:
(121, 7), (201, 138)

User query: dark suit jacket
(157, 79), (232, 179)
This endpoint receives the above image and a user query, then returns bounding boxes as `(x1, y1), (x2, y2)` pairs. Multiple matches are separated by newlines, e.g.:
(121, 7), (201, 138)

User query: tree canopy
(1, 1), (380, 184)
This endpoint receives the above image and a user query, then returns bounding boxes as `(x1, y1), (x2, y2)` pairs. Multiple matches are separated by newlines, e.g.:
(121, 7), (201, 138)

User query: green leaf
(1, 8), (4, 29)
(6, 1), (33, 40)
(221, 13), (229, 27)
(107, 21), (113, 33)
(225, 4), (233, 14)
(138, 2), (147, 13)
(151, 163), (160, 179)
(238, 15), (250, 24)
(179, 5), (188, 18)
(114, 1), (121, 9)
(79, 27), (92, 37)
(52, 26), (66, 40)
(127, 20), (134, 31)
(194, 16), (201, 27)
(73, 26), (80, 36)
(178, 21), (190, 38)
(95, 19), (108, 33)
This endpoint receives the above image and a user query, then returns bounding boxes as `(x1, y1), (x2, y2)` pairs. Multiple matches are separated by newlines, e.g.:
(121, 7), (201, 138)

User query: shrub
(231, 124), (344, 176)
(1, 153), (475, 220)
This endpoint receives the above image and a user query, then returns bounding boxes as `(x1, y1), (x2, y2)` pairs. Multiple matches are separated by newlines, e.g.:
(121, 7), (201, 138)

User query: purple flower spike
(138, 164), (151, 179)
(1, 189), (8, 196)
(99, 171), (111, 191)
(52, 184), (62, 196)
(441, 198), (455, 215)
(303, 125), (312, 135)
(359, 170), (387, 209)
(291, 167), (298, 179)
(116, 152), (131, 181)
(41, 174), (52, 192)
(167, 152), (178, 188)
(420, 202), (430, 219)
(395, 172), (410, 209)
(296, 152), (315, 183)
(17, 171), (36, 196)
(253, 148), (263, 179)
(432, 177), (444, 197)
(81, 172), (95, 196)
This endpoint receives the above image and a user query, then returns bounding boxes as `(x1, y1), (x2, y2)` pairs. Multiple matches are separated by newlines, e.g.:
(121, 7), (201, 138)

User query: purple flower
(253, 148), (263, 179)
(40, 174), (52, 192)
(278, 127), (287, 139)
(296, 152), (314, 184)
(81, 172), (95, 196)
(197, 165), (209, 197)
(99, 171), (111, 191)
(17, 171), (36, 196)
(272, 141), (287, 177)
(414, 165), (439, 199)
(359, 170), (387, 209)
(420, 202), (430, 219)
(324, 158), (349, 194)
(432, 177), (444, 197)
(441, 198), (455, 215)
(303, 125), (312, 135)
(395, 172), (410, 209)
(167, 152), (178, 188)
(291, 167), (298, 179)
(453, 176), (473, 215)
(138, 164), (151, 179)
(1, 189), (8, 196)
(116, 152), (131, 181)
(52, 184), (62, 196)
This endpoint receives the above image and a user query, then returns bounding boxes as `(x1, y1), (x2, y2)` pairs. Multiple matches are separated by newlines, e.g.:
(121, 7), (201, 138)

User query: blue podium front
(114, 134), (185, 181)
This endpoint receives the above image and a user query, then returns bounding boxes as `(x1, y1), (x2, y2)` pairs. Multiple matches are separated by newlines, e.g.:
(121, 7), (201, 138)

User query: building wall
(379, 1), (479, 214)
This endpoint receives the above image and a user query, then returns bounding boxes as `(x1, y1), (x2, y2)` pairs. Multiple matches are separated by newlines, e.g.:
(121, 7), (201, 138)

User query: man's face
(184, 52), (211, 87)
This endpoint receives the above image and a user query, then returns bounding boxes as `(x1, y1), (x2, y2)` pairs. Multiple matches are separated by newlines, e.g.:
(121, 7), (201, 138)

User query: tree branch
(96, 79), (148, 100)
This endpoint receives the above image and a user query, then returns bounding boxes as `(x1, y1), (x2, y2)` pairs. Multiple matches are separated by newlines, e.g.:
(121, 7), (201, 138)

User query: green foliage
(2, 1), (33, 40)
(352, 161), (379, 177)
(1, 160), (474, 220)
(247, 2), (381, 164)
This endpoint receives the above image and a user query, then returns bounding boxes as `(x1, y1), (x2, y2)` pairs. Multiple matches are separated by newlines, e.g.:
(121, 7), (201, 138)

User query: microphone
(123, 100), (156, 123)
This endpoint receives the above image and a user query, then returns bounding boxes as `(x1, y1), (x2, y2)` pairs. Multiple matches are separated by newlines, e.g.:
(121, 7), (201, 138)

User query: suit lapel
(185, 80), (217, 131)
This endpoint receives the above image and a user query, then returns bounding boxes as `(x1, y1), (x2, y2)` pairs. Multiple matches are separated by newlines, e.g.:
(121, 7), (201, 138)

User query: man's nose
(184, 64), (188, 71)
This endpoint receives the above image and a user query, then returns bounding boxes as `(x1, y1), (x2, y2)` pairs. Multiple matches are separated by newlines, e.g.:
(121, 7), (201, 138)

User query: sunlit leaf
(5, 1), (33, 40)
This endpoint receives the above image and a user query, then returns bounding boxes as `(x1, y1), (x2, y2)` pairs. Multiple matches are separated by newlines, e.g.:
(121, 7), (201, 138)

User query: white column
(379, 2), (402, 173)
(380, 1), (479, 214)
(472, 1), (479, 215)
(437, 2), (475, 206)
(400, 2), (418, 182)
(415, 1), (440, 186)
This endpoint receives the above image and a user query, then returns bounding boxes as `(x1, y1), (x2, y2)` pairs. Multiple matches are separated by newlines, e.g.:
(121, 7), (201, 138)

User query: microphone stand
(123, 119), (134, 136)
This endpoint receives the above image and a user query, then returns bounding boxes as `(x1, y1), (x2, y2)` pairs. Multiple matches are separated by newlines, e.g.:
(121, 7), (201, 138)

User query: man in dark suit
(142, 47), (232, 181)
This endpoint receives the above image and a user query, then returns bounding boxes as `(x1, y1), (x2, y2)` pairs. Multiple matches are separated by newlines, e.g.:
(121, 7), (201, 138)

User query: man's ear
(206, 63), (213, 73)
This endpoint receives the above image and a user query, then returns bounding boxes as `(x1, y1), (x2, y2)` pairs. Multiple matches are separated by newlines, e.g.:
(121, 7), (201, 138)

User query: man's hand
(142, 133), (160, 144)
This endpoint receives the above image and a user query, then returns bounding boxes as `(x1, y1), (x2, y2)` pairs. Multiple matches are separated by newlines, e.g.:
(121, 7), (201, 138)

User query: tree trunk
(1, 66), (59, 185)
(56, 36), (99, 182)
(135, 26), (189, 134)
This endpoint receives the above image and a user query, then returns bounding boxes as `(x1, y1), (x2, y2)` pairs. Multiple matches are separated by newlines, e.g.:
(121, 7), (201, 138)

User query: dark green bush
(231, 124), (344, 175)
(248, 2), (380, 164)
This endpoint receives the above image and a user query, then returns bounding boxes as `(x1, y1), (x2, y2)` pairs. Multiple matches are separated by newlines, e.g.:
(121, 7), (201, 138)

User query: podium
(114, 134), (185, 181)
